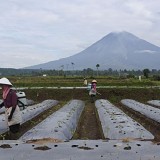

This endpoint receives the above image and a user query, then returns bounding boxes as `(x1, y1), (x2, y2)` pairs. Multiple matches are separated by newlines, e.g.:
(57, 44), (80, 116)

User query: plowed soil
(72, 101), (104, 139)
(1, 88), (160, 141)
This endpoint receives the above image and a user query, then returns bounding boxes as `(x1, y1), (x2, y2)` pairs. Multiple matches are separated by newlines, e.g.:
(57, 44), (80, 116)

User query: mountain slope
(25, 31), (160, 70)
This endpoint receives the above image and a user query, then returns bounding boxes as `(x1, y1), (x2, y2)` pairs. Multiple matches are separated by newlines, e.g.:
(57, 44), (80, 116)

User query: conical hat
(0, 77), (13, 86)
(92, 80), (97, 83)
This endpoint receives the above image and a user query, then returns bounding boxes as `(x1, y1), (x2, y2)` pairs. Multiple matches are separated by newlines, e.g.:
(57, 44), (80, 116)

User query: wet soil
(26, 138), (63, 145)
(34, 145), (51, 151)
(0, 144), (12, 149)
(72, 101), (104, 140)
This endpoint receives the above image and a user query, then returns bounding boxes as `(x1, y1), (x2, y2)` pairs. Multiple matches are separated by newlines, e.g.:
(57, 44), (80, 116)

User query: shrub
(153, 75), (160, 81)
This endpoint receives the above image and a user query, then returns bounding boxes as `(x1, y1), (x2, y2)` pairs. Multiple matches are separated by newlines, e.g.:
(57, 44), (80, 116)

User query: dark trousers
(90, 95), (96, 103)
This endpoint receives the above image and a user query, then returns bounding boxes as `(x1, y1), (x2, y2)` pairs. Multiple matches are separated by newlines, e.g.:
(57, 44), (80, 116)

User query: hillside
(25, 31), (160, 70)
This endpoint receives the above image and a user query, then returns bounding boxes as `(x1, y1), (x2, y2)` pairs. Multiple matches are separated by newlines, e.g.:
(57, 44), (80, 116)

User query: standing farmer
(89, 79), (97, 103)
(83, 78), (88, 86)
(0, 77), (22, 136)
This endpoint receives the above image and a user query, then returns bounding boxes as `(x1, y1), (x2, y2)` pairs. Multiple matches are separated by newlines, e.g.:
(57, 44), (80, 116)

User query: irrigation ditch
(72, 101), (104, 140)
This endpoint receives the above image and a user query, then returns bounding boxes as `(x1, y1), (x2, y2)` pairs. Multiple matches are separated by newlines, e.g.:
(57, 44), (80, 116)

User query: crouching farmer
(0, 77), (22, 138)
(89, 80), (97, 103)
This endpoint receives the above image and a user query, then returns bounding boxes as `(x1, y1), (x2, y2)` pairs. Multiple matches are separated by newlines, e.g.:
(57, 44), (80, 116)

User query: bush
(153, 75), (160, 81)
(127, 74), (135, 78)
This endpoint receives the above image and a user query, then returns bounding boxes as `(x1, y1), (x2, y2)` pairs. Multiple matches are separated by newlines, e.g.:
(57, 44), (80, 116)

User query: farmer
(83, 78), (88, 86)
(89, 79), (97, 103)
(0, 77), (22, 136)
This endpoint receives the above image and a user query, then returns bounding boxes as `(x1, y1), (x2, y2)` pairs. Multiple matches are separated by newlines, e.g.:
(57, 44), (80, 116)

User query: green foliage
(96, 64), (100, 69)
(1, 67), (160, 77)
(152, 75), (160, 81)
(143, 69), (150, 78)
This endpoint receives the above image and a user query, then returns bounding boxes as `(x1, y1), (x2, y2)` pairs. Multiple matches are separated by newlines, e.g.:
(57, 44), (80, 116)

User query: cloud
(135, 50), (157, 54)
(0, 0), (160, 68)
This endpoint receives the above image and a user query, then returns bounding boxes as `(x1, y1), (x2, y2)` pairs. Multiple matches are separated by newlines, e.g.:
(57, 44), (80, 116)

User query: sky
(0, 0), (160, 69)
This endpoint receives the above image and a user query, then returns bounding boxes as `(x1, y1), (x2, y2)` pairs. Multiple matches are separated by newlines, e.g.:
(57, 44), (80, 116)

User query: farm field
(0, 77), (160, 159)
(6, 76), (160, 87)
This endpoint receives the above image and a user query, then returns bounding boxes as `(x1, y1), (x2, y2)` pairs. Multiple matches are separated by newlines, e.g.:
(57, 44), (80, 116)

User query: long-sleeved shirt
(91, 83), (96, 92)
(0, 89), (18, 108)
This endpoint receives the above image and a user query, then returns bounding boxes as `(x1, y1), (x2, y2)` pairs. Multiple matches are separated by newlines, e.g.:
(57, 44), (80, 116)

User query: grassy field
(5, 75), (160, 87)
(0, 76), (158, 104)
(3, 75), (159, 103)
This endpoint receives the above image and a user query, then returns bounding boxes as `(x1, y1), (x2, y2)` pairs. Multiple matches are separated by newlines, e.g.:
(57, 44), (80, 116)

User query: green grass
(5, 76), (160, 88)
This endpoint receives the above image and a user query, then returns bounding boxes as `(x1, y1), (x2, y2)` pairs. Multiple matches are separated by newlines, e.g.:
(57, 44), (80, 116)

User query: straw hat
(0, 77), (13, 86)
(92, 79), (97, 83)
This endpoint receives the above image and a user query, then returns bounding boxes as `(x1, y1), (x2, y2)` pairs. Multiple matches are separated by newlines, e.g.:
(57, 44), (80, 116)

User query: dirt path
(73, 101), (104, 140)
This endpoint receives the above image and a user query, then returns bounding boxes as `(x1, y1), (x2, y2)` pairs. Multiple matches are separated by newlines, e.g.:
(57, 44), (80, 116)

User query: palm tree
(71, 62), (75, 70)
(96, 64), (100, 76)
(58, 65), (64, 76)
(71, 62), (75, 76)
(66, 64), (69, 76)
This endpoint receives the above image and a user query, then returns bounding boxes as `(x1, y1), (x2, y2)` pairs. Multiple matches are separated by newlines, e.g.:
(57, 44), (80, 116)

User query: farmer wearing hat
(89, 79), (97, 103)
(0, 77), (22, 136)
(83, 78), (88, 86)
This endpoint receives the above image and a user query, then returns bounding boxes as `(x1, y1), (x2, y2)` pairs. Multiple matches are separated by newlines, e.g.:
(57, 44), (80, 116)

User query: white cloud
(135, 50), (157, 54)
(0, 0), (160, 68)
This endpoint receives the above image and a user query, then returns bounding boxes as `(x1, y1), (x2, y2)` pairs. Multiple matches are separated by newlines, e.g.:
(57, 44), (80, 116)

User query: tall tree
(71, 62), (75, 76)
(96, 64), (100, 76)
(71, 62), (75, 70)
(143, 68), (150, 78)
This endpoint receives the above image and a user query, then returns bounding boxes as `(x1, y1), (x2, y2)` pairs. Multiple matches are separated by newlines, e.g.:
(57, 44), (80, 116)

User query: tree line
(0, 68), (160, 80)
